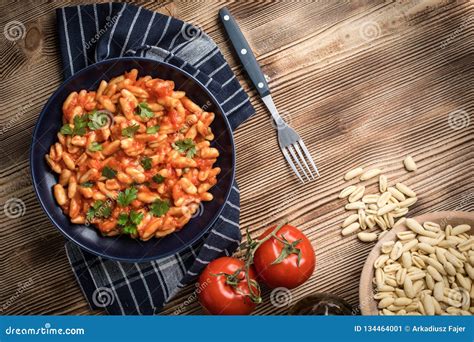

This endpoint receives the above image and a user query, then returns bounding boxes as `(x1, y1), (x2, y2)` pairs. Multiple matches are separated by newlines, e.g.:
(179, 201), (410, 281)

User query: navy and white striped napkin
(57, 3), (254, 315)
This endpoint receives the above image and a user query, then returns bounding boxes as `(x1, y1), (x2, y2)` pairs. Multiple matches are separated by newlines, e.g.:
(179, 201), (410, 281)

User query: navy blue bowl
(30, 57), (235, 262)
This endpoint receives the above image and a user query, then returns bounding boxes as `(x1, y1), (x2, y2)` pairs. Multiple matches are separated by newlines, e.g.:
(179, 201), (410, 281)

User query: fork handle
(219, 7), (270, 98)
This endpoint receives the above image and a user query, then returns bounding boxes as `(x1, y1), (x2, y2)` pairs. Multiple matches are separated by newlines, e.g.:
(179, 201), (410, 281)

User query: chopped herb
(101, 166), (117, 179)
(140, 157), (152, 171)
(136, 102), (154, 120)
(60, 124), (73, 135)
(121, 124), (140, 138)
(122, 224), (137, 235)
(117, 187), (138, 207)
(117, 213), (129, 225)
(81, 181), (94, 187)
(174, 138), (196, 158)
(59, 115), (88, 136)
(146, 125), (159, 134)
(88, 110), (111, 130)
(86, 210), (96, 222)
(117, 210), (143, 235)
(152, 174), (165, 184)
(130, 211), (144, 225)
(149, 199), (170, 217)
(88, 142), (103, 152)
(72, 115), (88, 136)
(86, 201), (102, 221)
(86, 200), (112, 221)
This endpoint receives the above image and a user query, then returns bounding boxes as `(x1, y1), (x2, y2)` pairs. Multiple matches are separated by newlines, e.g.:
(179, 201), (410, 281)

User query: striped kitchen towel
(57, 3), (254, 315)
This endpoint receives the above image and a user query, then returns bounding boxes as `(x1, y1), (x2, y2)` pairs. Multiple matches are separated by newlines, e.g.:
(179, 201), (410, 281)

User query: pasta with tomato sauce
(46, 69), (220, 240)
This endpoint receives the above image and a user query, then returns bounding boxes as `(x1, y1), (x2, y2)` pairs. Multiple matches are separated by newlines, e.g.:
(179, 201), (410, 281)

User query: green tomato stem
(242, 221), (288, 302)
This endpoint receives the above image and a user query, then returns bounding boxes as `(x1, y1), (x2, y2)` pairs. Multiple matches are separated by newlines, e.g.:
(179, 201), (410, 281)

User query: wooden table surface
(1, 0), (472, 315)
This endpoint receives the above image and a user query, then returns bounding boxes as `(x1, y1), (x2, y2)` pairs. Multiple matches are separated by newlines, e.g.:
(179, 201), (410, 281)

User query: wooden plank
(0, 0), (472, 316)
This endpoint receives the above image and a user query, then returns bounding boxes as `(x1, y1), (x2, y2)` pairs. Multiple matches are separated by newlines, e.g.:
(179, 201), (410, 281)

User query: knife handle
(219, 7), (270, 98)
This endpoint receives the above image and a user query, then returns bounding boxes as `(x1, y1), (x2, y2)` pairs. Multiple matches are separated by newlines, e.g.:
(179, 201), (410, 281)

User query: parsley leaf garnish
(174, 139), (196, 158)
(88, 142), (103, 152)
(122, 224), (137, 235)
(130, 211), (144, 225)
(116, 210), (143, 235)
(121, 124), (140, 138)
(152, 174), (165, 184)
(140, 157), (152, 171)
(101, 166), (117, 179)
(117, 213), (129, 226)
(149, 199), (170, 217)
(88, 110), (111, 130)
(86, 200), (112, 221)
(117, 187), (138, 207)
(146, 125), (159, 134)
(81, 181), (94, 187)
(72, 115), (88, 136)
(60, 115), (88, 136)
(60, 124), (73, 135)
(136, 102), (154, 120)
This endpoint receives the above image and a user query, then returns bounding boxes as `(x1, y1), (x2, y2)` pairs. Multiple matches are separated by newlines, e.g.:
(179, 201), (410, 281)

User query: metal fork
(219, 7), (320, 182)
(262, 96), (320, 182)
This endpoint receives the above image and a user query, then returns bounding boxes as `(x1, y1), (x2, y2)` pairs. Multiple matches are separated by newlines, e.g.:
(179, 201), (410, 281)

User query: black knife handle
(219, 7), (270, 98)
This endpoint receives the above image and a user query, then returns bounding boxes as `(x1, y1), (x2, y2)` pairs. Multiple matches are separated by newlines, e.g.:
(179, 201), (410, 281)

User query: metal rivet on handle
(258, 82), (264, 88)
(223, 15), (230, 21)
(241, 48), (247, 55)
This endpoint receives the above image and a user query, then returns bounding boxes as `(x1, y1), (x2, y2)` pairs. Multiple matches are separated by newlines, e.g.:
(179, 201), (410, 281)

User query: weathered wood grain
(0, 0), (472, 315)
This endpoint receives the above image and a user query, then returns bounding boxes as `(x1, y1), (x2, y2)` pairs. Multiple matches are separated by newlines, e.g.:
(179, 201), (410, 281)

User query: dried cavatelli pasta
(340, 158), (419, 242)
(373, 219), (473, 316)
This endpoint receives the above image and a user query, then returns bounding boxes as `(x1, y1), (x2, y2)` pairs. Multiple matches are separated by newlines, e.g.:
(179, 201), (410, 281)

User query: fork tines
(282, 140), (320, 183)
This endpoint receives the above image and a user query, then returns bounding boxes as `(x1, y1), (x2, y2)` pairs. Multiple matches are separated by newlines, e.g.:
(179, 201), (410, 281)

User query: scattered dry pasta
(46, 69), (221, 240)
(339, 163), (418, 242)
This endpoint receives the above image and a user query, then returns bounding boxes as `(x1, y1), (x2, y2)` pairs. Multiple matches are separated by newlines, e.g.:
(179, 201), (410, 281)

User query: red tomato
(253, 224), (316, 289)
(198, 257), (259, 315)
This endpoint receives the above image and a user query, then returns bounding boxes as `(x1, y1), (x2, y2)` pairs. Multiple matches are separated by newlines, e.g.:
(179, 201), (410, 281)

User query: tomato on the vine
(253, 224), (315, 289)
(198, 257), (260, 315)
